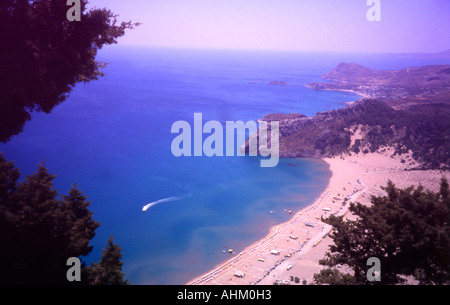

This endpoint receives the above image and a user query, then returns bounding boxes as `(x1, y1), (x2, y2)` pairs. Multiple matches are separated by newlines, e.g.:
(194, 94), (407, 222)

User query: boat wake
(142, 193), (192, 212)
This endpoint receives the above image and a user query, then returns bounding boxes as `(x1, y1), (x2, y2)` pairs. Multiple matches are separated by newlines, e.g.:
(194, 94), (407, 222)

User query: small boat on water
(270, 210), (275, 214)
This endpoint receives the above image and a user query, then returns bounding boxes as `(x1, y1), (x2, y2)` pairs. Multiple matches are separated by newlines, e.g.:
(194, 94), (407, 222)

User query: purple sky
(87, 0), (450, 53)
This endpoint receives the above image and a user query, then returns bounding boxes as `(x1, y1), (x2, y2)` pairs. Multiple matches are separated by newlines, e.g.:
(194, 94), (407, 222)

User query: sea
(1, 47), (448, 284)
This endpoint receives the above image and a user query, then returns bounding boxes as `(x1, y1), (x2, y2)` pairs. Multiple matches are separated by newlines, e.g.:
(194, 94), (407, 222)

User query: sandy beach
(187, 149), (449, 285)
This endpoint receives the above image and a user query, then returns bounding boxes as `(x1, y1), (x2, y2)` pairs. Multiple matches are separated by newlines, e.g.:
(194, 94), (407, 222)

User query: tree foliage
(87, 235), (130, 285)
(344, 100), (450, 168)
(0, 0), (139, 142)
(0, 153), (128, 284)
(314, 178), (450, 285)
(313, 268), (358, 285)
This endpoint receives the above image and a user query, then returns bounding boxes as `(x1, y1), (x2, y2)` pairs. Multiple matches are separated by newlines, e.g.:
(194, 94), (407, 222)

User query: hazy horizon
(103, 44), (450, 55)
(88, 0), (450, 54)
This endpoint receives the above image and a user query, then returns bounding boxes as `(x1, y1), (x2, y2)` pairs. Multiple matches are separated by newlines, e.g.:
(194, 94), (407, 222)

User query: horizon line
(103, 44), (450, 56)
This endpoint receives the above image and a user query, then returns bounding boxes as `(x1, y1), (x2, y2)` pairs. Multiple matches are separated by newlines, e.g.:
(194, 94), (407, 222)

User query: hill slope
(247, 63), (450, 170)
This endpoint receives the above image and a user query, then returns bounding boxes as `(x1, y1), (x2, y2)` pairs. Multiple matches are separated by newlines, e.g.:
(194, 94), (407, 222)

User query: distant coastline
(307, 62), (450, 111)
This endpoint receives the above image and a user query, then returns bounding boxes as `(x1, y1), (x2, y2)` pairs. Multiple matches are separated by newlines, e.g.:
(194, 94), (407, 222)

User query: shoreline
(304, 84), (371, 100)
(323, 88), (370, 100)
(186, 155), (361, 285)
(187, 150), (449, 285)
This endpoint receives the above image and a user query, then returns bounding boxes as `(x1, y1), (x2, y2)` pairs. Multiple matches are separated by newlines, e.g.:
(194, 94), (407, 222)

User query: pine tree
(88, 235), (130, 285)
(11, 162), (62, 283)
(0, 152), (20, 209)
(0, 153), (22, 281)
(0, 0), (139, 142)
(314, 178), (450, 285)
(0, 154), (126, 284)
(60, 185), (100, 258)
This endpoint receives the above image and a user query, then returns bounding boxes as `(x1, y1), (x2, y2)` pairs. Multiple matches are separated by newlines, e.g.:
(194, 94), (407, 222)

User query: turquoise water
(1, 47), (446, 284)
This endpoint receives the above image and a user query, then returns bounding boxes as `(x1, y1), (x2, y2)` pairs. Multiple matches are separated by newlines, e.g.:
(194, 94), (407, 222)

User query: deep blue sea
(1, 47), (448, 284)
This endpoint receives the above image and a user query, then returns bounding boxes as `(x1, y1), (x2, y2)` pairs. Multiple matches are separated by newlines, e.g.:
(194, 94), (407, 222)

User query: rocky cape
(245, 63), (450, 169)
(307, 63), (450, 114)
